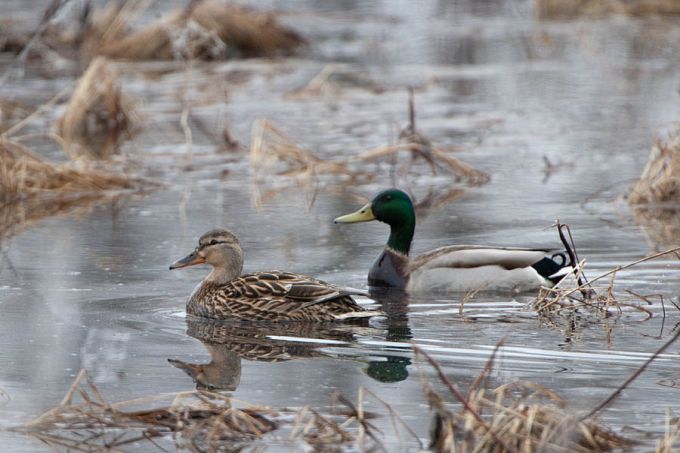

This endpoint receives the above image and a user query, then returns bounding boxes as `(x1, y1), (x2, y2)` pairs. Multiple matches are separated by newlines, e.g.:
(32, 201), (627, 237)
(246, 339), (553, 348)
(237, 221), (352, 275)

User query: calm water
(1, 0), (680, 450)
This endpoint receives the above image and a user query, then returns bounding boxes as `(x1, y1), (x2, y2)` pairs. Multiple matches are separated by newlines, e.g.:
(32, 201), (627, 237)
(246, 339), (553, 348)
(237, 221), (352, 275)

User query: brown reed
(56, 57), (136, 160)
(535, 0), (680, 19)
(83, 0), (303, 61)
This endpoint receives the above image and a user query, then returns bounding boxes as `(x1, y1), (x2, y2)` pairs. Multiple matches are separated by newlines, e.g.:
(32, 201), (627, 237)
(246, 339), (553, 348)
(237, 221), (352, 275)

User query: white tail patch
(333, 310), (384, 320)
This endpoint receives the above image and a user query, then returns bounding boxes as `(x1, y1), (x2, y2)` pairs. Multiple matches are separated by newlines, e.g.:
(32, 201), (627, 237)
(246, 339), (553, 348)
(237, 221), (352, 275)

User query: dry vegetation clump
(0, 22), (30, 53)
(633, 206), (680, 249)
(17, 370), (372, 451)
(0, 140), (136, 203)
(0, 139), (146, 242)
(18, 370), (278, 451)
(534, 0), (680, 19)
(56, 57), (136, 160)
(0, 98), (29, 133)
(629, 131), (680, 205)
(531, 242), (680, 347)
(250, 93), (488, 205)
(656, 413), (680, 453)
(416, 345), (630, 453)
(250, 119), (358, 181)
(81, 0), (304, 62)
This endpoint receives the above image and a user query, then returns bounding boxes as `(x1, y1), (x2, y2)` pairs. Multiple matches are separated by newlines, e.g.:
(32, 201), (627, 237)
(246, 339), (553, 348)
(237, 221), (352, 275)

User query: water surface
(1, 0), (680, 450)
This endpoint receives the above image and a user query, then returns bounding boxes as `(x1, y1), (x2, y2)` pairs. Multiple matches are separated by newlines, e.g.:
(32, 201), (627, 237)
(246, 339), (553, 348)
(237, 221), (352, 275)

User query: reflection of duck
(169, 318), (357, 390)
(335, 189), (572, 293)
(366, 356), (411, 383)
(169, 229), (382, 321)
(169, 317), (411, 390)
(169, 344), (241, 391)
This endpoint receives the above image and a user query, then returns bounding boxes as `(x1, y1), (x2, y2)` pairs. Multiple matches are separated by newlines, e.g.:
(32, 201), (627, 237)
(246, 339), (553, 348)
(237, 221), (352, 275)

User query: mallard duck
(334, 189), (572, 293)
(169, 229), (382, 321)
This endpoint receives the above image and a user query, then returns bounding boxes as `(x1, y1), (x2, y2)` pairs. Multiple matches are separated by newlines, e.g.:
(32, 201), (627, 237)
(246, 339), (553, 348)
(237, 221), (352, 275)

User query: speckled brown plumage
(170, 229), (381, 322)
(186, 270), (371, 321)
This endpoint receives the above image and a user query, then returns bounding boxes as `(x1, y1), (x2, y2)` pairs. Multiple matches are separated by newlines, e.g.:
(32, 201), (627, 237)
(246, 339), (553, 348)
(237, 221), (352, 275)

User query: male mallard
(170, 229), (381, 321)
(334, 189), (572, 293)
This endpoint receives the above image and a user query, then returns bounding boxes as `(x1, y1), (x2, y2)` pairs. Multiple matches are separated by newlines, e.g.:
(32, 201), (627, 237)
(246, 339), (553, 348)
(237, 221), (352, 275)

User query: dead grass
(633, 206), (680, 249)
(629, 130), (680, 205)
(250, 119), (360, 181)
(416, 344), (630, 453)
(0, 98), (29, 133)
(656, 412), (680, 453)
(535, 0), (680, 19)
(14, 351), (680, 451)
(0, 140), (137, 203)
(17, 370), (278, 451)
(250, 92), (488, 184)
(15, 369), (369, 451)
(531, 241), (680, 347)
(0, 139), (148, 242)
(56, 57), (137, 160)
(82, 0), (303, 62)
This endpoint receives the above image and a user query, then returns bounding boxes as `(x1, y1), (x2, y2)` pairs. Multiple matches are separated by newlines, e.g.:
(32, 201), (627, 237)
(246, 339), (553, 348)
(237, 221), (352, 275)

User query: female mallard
(334, 189), (572, 293)
(170, 229), (381, 321)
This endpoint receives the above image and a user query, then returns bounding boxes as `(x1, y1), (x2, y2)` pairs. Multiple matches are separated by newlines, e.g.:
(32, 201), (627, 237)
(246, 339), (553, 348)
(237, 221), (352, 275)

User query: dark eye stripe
(200, 240), (229, 248)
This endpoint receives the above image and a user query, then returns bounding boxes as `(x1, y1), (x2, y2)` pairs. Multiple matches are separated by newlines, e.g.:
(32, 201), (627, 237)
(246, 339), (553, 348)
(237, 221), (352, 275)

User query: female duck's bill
(334, 188), (573, 293)
(169, 250), (205, 269)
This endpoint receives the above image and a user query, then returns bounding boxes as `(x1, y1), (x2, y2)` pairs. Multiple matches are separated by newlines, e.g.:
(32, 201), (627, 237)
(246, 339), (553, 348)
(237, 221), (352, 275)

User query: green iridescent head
(335, 188), (416, 254)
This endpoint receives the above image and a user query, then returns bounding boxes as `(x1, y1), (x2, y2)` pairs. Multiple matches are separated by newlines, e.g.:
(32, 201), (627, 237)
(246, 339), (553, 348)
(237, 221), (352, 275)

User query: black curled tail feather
(531, 252), (570, 284)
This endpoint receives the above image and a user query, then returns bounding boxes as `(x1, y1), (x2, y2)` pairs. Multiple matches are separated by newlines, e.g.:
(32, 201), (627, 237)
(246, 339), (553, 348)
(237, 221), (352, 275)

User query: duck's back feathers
(405, 245), (569, 293)
(187, 271), (379, 321)
(408, 245), (554, 273)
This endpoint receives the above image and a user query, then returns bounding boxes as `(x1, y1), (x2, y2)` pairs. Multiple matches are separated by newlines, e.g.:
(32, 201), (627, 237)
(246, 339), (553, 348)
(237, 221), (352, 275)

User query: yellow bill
(334, 203), (376, 223)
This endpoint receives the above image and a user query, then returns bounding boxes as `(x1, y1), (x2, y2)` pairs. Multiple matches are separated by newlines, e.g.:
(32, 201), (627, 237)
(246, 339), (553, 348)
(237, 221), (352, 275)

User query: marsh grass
(0, 138), (149, 241)
(17, 370), (278, 451)
(0, 140), (137, 202)
(535, 0), (680, 19)
(633, 206), (680, 249)
(250, 94), (489, 201)
(17, 348), (680, 452)
(629, 130), (680, 205)
(16, 370), (393, 451)
(81, 0), (303, 62)
(416, 344), (630, 453)
(0, 98), (29, 133)
(56, 57), (137, 160)
(532, 246), (680, 328)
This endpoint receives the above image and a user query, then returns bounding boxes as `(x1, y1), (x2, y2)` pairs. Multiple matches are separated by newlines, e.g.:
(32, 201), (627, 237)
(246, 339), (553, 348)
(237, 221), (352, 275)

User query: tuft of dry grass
(535, 0), (680, 19)
(656, 411), (680, 453)
(17, 370), (278, 451)
(629, 130), (680, 205)
(251, 91), (488, 185)
(351, 90), (490, 185)
(250, 119), (357, 181)
(15, 369), (366, 451)
(56, 57), (137, 160)
(633, 206), (680, 249)
(82, 0), (303, 62)
(0, 98), (29, 133)
(0, 139), (148, 242)
(416, 344), (630, 453)
(533, 245), (680, 319)
(0, 140), (136, 203)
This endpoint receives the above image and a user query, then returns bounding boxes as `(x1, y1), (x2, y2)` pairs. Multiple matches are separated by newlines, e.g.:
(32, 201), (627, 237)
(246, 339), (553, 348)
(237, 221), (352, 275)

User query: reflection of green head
(365, 356), (411, 383)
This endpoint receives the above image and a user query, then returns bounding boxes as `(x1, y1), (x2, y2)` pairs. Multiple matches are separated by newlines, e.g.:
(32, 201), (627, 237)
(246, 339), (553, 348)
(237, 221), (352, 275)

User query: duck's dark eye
(384, 195), (393, 201)
(210, 239), (218, 245)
